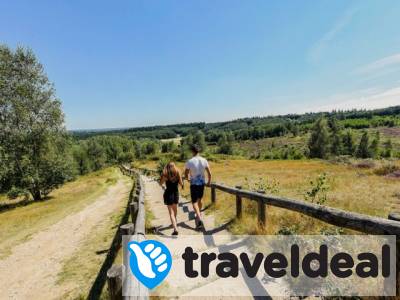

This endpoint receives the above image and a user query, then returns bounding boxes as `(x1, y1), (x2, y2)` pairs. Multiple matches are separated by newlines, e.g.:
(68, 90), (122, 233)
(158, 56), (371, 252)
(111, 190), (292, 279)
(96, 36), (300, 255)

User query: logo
(127, 239), (172, 289)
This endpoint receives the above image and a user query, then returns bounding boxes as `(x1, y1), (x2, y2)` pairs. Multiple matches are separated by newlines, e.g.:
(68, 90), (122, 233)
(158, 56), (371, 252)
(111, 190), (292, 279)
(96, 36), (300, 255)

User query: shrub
(304, 173), (329, 205)
(7, 186), (29, 200)
(373, 164), (399, 176)
(354, 160), (375, 169)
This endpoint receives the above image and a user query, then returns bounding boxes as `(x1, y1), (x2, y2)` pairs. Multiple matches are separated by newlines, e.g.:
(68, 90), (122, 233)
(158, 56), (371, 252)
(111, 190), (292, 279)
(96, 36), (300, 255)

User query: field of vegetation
(138, 158), (400, 236)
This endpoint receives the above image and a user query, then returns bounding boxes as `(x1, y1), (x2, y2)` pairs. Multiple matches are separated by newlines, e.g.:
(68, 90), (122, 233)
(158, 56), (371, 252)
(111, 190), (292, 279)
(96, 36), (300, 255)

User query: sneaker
(196, 220), (204, 230)
(172, 230), (179, 236)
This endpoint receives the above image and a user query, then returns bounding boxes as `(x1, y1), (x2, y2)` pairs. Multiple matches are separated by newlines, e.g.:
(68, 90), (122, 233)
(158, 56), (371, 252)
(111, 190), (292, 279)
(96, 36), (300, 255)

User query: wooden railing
(127, 166), (400, 296)
(210, 183), (400, 235)
(107, 166), (149, 300)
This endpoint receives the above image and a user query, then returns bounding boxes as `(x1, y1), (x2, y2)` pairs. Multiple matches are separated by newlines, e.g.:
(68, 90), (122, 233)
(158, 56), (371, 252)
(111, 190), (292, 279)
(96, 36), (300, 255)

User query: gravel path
(0, 179), (131, 300)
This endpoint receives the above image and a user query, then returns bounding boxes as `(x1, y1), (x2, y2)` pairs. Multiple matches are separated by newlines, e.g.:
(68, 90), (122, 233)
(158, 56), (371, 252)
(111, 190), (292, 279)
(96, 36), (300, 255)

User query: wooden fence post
(120, 223), (134, 237)
(130, 202), (138, 223)
(235, 185), (242, 219)
(388, 212), (400, 297)
(211, 186), (216, 204)
(107, 264), (122, 300)
(257, 190), (266, 227)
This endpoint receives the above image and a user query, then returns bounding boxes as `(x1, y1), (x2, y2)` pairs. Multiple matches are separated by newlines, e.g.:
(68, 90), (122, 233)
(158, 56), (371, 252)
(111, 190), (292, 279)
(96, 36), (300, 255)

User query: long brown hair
(162, 162), (180, 182)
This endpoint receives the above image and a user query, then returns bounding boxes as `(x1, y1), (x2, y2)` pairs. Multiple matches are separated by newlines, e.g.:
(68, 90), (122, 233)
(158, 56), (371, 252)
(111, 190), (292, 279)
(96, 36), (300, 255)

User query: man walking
(184, 144), (212, 230)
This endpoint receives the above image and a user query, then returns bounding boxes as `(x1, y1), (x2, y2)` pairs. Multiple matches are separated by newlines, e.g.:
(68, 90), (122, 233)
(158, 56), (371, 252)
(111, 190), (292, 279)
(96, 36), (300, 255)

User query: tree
(328, 117), (342, 156)
(308, 117), (330, 158)
(192, 131), (206, 152)
(0, 45), (74, 200)
(382, 139), (393, 158)
(72, 143), (91, 175)
(356, 131), (370, 158)
(86, 138), (107, 171)
(342, 130), (355, 156)
(369, 131), (380, 158)
(217, 132), (234, 154)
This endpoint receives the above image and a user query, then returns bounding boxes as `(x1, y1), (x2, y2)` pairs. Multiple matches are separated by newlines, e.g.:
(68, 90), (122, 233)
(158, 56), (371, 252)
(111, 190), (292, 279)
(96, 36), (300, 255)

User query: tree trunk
(31, 189), (42, 201)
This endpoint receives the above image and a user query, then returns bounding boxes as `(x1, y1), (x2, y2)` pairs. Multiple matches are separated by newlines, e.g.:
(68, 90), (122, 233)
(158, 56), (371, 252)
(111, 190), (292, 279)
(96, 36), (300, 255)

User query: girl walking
(160, 162), (184, 235)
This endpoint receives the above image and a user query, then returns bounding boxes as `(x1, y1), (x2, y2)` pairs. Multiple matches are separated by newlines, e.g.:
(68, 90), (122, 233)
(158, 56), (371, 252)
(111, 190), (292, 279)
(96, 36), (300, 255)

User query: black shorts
(190, 185), (205, 203)
(163, 189), (179, 205)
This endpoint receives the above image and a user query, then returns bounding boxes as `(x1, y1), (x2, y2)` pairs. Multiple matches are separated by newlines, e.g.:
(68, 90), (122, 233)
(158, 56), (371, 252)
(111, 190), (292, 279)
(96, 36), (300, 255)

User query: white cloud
(306, 85), (400, 112)
(355, 53), (400, 75)
(308, 6), (359, 62)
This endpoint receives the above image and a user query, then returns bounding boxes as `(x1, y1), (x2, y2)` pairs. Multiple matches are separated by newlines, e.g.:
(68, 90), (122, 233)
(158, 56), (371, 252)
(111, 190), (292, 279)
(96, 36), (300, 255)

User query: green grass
(0, 167), (123, 259)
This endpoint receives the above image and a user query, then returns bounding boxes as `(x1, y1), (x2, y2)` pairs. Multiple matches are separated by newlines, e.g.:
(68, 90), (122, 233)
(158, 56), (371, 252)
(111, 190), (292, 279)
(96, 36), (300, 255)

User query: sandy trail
(143, 175), (288, 298)
(0, 179), (131, 300)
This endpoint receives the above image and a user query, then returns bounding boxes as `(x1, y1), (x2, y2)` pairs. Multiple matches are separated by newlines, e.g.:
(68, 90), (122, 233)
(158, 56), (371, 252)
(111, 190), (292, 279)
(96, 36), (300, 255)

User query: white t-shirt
(185, 155), (209, 185)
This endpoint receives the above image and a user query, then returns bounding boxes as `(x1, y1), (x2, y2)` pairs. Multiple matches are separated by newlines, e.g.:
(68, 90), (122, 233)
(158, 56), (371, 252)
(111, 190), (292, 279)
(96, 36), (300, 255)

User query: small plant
(320, 227), (344, 235)
(243, 177), (280, 195)
(304, 173), (329, 205)
(276, 225), (299, 235)
(156, 158), (169, 179)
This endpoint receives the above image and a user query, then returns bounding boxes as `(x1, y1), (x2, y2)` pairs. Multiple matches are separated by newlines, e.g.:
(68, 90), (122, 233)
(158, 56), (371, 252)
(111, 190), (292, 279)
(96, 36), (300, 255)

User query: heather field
(138, 158), (400, 235)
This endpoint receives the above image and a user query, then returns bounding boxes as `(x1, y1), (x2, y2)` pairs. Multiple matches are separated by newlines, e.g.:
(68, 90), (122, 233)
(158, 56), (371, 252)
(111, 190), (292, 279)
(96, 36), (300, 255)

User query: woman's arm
(178, 172), (184, 189)
(159, 174), (166, 186)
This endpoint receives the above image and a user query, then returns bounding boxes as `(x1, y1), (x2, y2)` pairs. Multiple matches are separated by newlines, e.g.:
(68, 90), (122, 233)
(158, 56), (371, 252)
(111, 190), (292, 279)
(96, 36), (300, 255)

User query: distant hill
(72, 105), (400, 141)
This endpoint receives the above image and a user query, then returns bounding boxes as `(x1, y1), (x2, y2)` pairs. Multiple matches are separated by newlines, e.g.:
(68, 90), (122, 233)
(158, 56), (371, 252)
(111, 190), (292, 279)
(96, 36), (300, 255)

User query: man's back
(185, 155), (209, 185)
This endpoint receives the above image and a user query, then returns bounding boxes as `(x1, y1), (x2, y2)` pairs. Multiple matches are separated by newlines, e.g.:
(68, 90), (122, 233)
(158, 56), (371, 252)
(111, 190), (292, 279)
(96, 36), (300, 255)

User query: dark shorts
(163, 189), (179, 206)
(190, 185), (205, 203)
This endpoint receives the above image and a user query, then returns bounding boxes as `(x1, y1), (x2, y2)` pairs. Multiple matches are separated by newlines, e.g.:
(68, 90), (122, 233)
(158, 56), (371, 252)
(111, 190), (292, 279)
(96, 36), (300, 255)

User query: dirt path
(143, 175), (229, 236)
(0, 179), (131, 300)
(143, 175), (289, 298)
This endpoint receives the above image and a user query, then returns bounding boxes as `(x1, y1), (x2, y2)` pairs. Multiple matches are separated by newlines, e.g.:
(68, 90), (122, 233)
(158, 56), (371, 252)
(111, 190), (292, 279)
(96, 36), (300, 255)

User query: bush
(354, 160), (375, 169)
(374, 164), (400, 176)
(7, 186), (29, 200)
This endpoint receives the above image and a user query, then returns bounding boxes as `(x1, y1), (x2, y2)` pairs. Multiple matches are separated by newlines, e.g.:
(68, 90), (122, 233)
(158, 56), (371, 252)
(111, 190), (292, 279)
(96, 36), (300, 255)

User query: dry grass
(0, 167), (122, 259)
(56, 195), (130, 300)
(139, 159), (400, 235)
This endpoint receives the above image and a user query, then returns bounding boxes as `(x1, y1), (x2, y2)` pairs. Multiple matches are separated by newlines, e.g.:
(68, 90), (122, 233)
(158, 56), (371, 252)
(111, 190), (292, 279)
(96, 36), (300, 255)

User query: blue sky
(1, 0), (400, 130)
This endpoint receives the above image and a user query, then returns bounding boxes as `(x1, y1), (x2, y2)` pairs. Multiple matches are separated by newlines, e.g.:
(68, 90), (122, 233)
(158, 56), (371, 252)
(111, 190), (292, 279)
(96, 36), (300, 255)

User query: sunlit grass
(0, 167), (122, 259)
(139, 158), (400, 235)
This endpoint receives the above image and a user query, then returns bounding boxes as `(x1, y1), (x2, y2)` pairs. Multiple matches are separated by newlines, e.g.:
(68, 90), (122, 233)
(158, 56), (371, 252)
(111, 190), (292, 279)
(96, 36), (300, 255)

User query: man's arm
(184, 168), (190, 182)
(205, 166), (212, 187)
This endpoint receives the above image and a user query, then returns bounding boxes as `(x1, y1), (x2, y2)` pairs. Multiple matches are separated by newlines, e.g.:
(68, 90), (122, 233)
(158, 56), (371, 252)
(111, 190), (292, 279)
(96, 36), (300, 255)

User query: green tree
(0, 45), (74, 200)
(356, 131), (371, 158)
(308, 117), (330, 159)
(192, 131), (206, 152)
(72, 143), (91, 175)
(382, 139), (393, 158)
(86, 138), (107, 170)
(342, 130), (355, 156)
(369, 131), (380, 158)
(328, 117), (342, 156)
(217, 132), (234, 154)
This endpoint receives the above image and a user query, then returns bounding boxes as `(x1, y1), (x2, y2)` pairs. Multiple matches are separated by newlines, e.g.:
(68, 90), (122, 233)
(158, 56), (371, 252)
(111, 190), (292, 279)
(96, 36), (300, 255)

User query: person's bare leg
(172, 203), (178, 223)
(192, 200), (202, 223)
(168, 205), (178, 233)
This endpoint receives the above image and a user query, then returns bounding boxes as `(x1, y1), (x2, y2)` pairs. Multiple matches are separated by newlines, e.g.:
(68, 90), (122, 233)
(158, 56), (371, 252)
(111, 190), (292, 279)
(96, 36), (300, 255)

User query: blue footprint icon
(127, 240), (172, 289)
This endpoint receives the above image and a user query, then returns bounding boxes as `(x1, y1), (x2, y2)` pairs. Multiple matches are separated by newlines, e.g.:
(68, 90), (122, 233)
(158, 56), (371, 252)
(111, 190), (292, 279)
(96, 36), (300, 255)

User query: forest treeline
(1, 45), (399, 201)
(73, 106), (400, 142)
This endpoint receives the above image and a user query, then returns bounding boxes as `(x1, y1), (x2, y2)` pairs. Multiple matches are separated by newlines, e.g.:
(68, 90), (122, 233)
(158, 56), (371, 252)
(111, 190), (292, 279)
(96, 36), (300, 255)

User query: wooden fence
(134, 166), (400, 296)
(106, 165), (149, 300)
